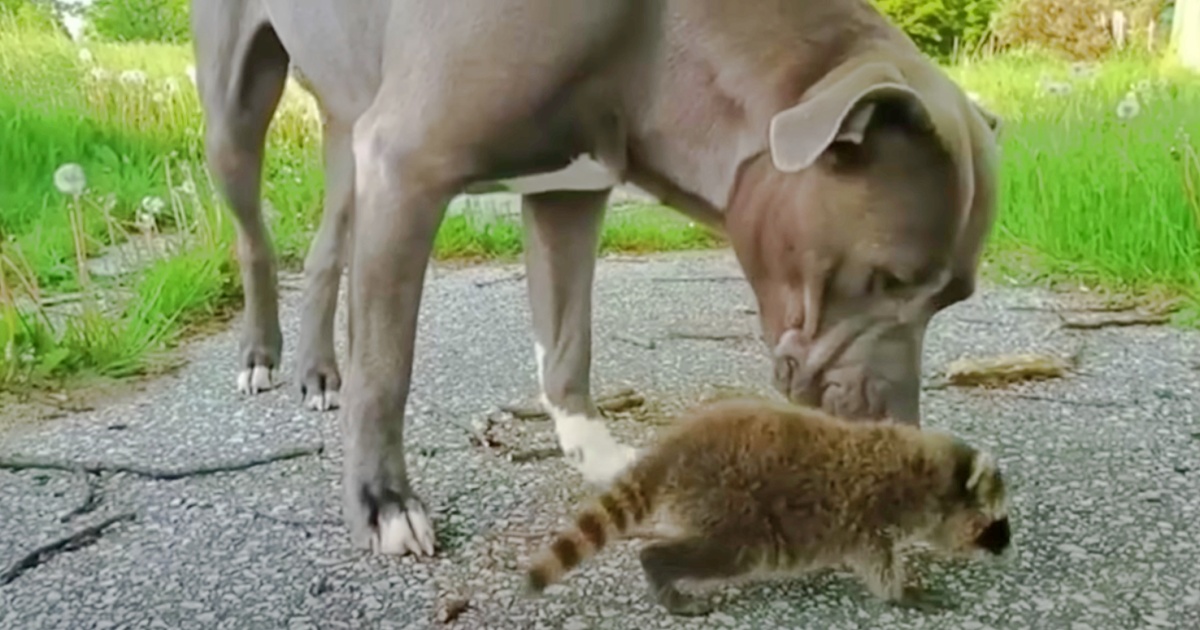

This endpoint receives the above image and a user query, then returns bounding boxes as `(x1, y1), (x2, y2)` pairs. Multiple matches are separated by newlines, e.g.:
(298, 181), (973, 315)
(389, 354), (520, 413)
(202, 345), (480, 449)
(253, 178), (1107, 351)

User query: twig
(0, 443), (324, 481)
(979, 392), (1128, 408)
(439, 597), (472, 624)
(603, 255), (650, 264)
(59, 472), (104, 523)
(498, 403), (546, 420)
(500, 388), (646, 421)
(0, 512), (137, 586)
(598, 389), (645, 414)
(473, 272), (525, 288)
(507, 447), (562, 464)
(1060, 312), (1171, 330)
(250, 509), (340, 529)
(612, 332), (657, 350)
(650, 275), (744, 283)
(665, 330), (753, 342)
(1008, 304), (1137, 313)
(494, 529), (547, 541)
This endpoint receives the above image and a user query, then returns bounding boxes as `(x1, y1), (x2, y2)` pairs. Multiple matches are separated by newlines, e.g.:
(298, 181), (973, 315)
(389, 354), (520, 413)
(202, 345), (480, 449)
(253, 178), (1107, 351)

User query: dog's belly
(495, 154), (619, 194)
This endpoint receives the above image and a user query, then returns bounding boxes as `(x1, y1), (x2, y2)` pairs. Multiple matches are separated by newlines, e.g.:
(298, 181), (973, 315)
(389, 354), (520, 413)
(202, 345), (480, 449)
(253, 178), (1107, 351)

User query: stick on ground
(1061, 312), (1171, 329)
(0, 443), (324, 481)
(58, 472), (104, 523)
(0, 512), (137, 586)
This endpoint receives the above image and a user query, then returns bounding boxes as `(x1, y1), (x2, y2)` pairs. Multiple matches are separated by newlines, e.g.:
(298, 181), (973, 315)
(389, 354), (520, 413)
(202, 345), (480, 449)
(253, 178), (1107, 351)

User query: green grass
(948, 51), (1200, 315)
(1, 12), (1198, 390)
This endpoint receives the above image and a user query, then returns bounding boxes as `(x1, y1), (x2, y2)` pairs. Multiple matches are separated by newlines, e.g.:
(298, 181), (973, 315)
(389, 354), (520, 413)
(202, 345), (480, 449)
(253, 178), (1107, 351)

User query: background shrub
(0, 0), (60, 34)
(992, 0), (1168, 60)
(89, 0), (190, 44)
(871, 0), (1000, 58)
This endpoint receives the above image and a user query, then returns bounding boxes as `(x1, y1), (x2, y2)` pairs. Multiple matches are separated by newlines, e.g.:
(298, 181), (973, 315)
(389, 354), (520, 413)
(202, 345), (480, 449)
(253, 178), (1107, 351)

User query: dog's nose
(772, 354), (820, 406)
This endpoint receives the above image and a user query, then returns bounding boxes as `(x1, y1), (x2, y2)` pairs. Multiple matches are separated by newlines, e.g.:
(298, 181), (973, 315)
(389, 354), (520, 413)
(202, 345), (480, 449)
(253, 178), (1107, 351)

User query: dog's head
(726, 54), (1000, 427)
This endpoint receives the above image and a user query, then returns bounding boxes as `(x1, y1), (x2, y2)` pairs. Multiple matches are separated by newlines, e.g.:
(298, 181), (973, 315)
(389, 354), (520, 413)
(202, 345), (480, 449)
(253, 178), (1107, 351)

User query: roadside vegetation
(1, 0), (1196, 392)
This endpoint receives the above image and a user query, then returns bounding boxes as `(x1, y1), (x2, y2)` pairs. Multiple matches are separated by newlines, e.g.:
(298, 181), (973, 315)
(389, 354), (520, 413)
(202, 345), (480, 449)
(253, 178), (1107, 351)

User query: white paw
(543, 395), (639, 487)
(372, 499), (436, 556)
(236, 366), (274, 394)
(304, 389), (340, 411)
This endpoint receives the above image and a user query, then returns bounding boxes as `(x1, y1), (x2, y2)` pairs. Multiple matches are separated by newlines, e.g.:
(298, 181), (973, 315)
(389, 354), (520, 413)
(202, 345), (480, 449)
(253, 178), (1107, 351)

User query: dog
(191, 0), (1001, 558)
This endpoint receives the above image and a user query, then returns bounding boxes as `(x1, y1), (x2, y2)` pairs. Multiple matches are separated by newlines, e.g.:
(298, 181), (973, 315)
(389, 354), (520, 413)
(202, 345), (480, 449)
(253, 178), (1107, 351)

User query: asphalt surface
(2, 250), (1199, 629)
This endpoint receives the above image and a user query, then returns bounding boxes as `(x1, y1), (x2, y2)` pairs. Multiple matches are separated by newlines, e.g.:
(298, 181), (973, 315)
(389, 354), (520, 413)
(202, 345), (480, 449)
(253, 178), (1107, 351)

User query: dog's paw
(373, 498), (436, 556)
(236, 365), (274, 395)
(345, 486), (437, 557)
(546, 406), (638, 486)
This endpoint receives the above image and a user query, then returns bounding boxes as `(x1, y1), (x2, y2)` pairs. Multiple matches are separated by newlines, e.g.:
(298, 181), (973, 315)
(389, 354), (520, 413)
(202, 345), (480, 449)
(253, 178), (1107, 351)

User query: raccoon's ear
(964, 450), (999, 497)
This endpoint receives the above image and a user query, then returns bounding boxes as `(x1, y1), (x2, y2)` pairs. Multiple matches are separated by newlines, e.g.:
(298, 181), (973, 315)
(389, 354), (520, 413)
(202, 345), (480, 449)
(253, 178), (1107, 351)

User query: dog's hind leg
(295, 112), (353, 412)
(523, 189), (638, 487)
(192, 2), (289, 395)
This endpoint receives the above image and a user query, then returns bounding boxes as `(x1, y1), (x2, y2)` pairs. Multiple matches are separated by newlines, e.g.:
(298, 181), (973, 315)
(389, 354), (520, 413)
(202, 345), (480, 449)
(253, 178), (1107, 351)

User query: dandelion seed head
(141, 196), (166, 215)
(185, 65), (197, 85)
(53, 163), (87, 196)
(118, 69), (147, 86)
(1116, 92), (1140, 120)
(86, 67), (109, 82)
(152, 92), (166, 103)
(77, 48), (93, 64)
(134, 210), (157, 233)
(1038, 76), (1071, 96)
(162, 78), (180, 94)
(1069, 62), (1095, 79)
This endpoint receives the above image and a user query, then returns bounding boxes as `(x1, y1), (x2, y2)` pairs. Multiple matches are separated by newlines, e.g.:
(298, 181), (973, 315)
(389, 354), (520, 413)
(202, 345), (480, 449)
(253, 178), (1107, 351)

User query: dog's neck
(619, 6), (918, 224)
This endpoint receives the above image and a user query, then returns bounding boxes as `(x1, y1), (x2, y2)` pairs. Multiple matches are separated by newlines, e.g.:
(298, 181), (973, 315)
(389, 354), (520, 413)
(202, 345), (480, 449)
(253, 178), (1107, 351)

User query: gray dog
(191, 0), (1001, 558)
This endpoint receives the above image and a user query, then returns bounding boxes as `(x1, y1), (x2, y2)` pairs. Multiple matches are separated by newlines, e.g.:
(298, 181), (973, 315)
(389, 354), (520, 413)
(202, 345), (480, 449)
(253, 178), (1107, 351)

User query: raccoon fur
(523, 396), (1012, 616)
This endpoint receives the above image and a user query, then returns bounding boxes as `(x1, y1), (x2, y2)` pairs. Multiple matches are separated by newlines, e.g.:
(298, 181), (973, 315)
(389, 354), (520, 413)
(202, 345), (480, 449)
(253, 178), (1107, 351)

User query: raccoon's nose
(976, 517), (1011, 555)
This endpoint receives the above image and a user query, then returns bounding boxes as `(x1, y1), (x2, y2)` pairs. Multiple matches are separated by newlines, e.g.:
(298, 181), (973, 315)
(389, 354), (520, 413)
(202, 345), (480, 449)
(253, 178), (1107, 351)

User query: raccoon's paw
(893, 585), (956, 613)
(657, 589), (715, 617)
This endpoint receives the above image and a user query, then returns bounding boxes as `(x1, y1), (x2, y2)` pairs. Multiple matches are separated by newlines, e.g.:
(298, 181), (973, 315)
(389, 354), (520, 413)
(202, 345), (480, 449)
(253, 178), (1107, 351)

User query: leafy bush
(0, 0), (59, 34)
(871, 0), (1000, 58)
(992, 0), (1166, 60)
(89, 0), (190, 44)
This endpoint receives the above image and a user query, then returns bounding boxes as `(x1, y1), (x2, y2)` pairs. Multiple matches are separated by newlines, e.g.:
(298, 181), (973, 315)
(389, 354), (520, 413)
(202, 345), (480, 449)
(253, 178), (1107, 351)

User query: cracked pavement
(2, 250), (1199, 629)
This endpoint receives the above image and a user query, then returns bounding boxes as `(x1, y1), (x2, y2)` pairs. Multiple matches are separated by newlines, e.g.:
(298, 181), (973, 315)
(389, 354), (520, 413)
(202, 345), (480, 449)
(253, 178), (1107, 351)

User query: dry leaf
(438, 597), (470, 624)
(1061, 311), (1171, 330)
(945, 353), (1071, 387)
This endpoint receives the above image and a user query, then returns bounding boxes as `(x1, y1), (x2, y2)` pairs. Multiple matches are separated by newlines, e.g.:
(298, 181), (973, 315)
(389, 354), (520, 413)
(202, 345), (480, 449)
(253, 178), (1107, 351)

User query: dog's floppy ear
(970, 99), (1004, 139)
(767, 61), (932, 173)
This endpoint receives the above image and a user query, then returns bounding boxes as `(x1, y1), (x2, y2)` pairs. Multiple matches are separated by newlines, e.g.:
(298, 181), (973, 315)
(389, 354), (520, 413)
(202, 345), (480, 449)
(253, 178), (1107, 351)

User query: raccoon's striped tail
(525, 473), (654, 594)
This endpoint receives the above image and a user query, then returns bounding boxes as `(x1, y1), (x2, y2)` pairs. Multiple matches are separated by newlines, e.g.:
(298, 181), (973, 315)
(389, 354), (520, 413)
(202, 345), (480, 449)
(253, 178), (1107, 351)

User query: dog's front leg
(338, 114), (453, 558)
(522, 189), (638, 487)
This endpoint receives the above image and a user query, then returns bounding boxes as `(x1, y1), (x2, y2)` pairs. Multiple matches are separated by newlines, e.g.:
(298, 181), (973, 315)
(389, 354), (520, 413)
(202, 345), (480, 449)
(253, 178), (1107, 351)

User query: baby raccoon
(524, 396), (1012, 616)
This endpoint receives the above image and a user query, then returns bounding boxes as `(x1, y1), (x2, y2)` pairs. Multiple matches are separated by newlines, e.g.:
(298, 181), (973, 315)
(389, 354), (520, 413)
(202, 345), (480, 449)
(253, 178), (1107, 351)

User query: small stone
(1058, 543), (1088, 557)
(562, 617), (589, 630)
(709, 611), (737, 626)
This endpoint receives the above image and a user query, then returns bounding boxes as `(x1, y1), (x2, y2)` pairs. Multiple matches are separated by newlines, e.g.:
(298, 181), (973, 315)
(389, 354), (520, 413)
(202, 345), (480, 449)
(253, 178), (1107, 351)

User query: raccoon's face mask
(931, 448), (1012, 557)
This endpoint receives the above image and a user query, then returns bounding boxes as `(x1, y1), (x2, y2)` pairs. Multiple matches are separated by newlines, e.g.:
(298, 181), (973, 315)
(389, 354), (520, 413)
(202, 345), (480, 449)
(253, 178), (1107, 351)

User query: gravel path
(2, 251), (1198, 629)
